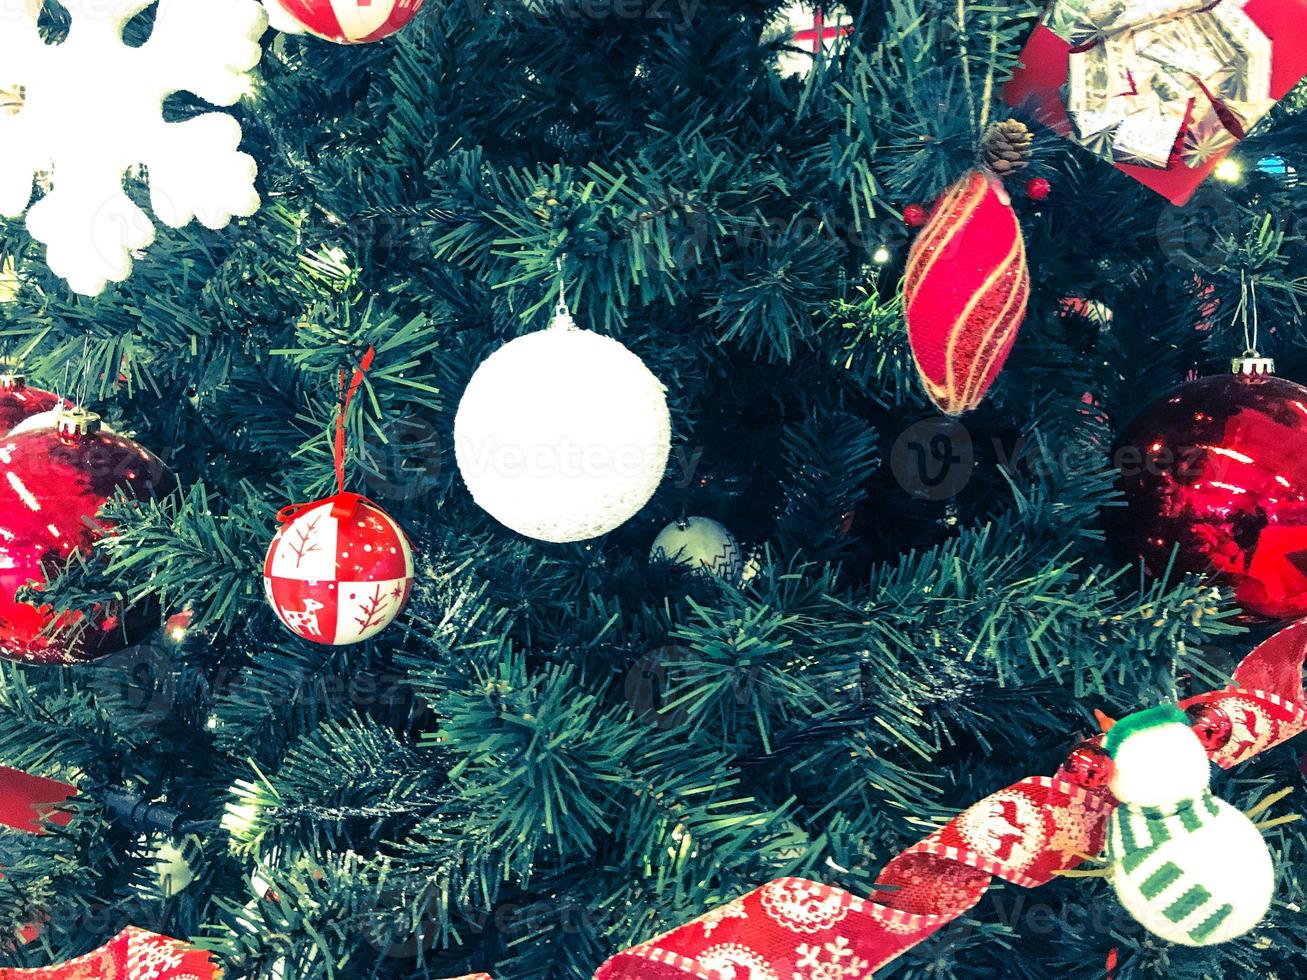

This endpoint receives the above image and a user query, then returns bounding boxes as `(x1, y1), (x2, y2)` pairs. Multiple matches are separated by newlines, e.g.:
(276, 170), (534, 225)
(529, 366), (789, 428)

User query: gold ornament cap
(0, 372), (26, 391)
(56, 406), (102, 442)
(1232, 350), (1275, 376)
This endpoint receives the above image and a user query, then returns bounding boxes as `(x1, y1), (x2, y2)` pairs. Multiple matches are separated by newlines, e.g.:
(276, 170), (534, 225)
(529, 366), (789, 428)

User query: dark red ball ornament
(1109, 356), (1307, 622)
(0, 408), (174, 664)
(1059, 740), (1114, 789)
(1025, 177), (1052, 201)
(0, 373), (65, 436)
(1186, 702), (1233, 751)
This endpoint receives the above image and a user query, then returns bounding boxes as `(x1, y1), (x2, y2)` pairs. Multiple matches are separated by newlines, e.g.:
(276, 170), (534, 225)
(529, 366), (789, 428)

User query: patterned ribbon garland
(0, 928), (218, 980)
(589, 621), (1307, 979)
(0, 915), (462, 980)
(2, 624), (1304, 977)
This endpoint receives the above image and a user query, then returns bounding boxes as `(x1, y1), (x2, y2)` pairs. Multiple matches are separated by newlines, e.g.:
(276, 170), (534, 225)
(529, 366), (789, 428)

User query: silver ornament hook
(552, 255), (577, 331)
(1236, 270), (1261, 355)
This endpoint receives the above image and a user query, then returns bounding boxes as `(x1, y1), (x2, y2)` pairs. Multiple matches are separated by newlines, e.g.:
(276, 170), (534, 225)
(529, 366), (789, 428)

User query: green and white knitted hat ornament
(1103, 705), (1275, 946)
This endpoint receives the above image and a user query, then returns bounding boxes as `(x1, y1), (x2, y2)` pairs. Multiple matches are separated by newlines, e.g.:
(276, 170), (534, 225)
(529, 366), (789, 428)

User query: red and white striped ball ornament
(272, 0), (424, 43)
(263, 492), (414, 646)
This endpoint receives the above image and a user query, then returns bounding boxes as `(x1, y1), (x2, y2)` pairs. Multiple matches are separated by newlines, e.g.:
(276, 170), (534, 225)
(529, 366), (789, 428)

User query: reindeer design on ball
(281, 598), (325, 637)
(1098, 705), (1277, 946)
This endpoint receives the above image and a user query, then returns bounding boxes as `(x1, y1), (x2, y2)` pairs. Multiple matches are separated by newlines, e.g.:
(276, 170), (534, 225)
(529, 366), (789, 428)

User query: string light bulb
(1214, 158), (1243, 183)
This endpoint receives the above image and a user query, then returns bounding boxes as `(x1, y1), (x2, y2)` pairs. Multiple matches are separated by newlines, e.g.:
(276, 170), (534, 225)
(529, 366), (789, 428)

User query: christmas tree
(2, 1), (1306, 978)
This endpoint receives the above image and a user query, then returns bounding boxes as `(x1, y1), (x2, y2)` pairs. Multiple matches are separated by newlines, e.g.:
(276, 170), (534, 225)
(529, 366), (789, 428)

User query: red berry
(902, 204), (928, 228)
(1059, 741), (1113, 790)
(1026, 177), (1052, 201)
(1186, 702), (1233, 752)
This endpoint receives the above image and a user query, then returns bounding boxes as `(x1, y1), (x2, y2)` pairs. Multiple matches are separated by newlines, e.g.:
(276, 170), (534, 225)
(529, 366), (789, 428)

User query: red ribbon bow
(277, 346), (376, 525)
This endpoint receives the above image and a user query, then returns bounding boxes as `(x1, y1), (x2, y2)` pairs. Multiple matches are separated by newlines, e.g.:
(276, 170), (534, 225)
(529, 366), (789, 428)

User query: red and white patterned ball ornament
(272, 0), (425, 44)
(263, 493), (414, 646)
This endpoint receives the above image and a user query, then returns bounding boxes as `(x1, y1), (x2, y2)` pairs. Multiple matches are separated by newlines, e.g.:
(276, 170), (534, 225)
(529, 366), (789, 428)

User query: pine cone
(982, 120), (1033, 176)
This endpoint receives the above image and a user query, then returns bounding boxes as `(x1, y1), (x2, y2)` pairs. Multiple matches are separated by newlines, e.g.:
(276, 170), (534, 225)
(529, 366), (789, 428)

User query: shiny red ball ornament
(1025, 176), (1052, 201)
(0, 373), (65, 436)
(1059, 740), (1114, 789)
(264, 493), (414, 646)
(1186, 702), (1234, 752)
(1109, 357), (1307, 622)
(0, 408), (173, 664)
(902, 203), (928, 228)
(275, 0), (425, 43)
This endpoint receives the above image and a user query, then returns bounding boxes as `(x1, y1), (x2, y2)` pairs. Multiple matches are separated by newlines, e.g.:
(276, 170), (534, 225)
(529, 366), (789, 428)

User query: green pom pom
(1103, 704), (1189, 758)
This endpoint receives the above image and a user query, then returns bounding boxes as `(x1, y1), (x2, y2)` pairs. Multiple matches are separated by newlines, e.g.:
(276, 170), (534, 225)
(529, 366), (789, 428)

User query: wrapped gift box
(1005, 0), (1307, 205)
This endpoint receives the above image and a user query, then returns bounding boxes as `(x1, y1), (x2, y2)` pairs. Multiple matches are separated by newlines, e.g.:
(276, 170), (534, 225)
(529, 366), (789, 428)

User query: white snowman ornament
(1103, 704), (1274, 946)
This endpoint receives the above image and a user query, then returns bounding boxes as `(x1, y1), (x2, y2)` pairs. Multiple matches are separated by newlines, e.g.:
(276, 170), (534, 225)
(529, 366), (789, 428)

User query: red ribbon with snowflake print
(0, 776), (216, 978)
(584, 621), (1307, 979)
(0, 927), (218, 980)
(8, 619), (1307, 979)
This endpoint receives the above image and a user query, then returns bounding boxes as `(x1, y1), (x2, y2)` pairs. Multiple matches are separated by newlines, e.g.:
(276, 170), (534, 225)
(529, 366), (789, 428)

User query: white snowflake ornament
(0, 0), (268, 295)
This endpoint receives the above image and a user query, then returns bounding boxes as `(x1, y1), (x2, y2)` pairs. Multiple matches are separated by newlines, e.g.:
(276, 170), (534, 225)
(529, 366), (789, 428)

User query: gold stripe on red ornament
(952, 233), (1030, 410)
(903, 176), (984, 294)
(904, 169), (1030, 416)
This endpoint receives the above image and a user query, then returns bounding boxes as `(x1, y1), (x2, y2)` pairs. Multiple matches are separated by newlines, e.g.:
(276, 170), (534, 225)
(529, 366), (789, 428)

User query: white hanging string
(1250, 276), (1261, 354)
(77, 336), (92, 407)
(1237, 270), (1260, 356)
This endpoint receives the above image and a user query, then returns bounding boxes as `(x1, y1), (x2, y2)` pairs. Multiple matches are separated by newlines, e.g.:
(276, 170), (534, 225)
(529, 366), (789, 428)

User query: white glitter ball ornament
(455, 316), (671, 543)
(650, 517), (743, 585)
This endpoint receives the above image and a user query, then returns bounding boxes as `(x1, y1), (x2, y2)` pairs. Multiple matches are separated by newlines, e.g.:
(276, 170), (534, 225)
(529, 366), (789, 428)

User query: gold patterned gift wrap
(1005, 0), (1307, 205)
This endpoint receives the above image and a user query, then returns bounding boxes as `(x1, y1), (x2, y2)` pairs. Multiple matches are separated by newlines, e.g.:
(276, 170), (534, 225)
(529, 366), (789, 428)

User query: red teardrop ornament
(904, 169), (1031, 416)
